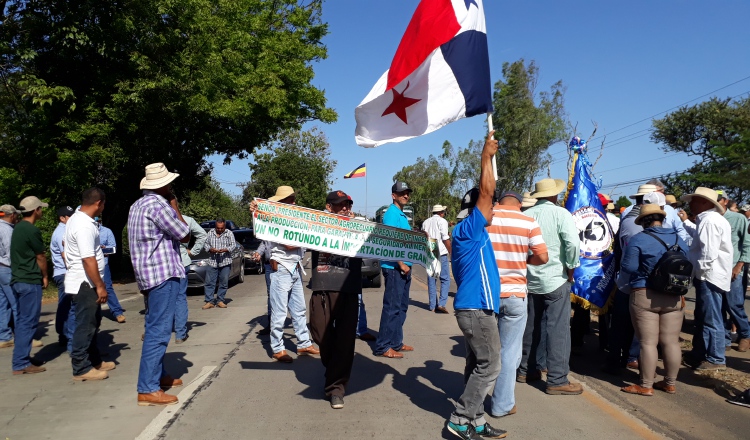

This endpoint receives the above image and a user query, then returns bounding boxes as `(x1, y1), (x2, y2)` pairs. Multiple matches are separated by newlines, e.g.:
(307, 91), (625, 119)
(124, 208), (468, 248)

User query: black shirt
(309, 250), (362, 294)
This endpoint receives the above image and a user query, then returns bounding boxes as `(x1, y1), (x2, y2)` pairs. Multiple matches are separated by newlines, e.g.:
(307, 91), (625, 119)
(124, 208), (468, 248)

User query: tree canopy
(182, 177), (251, 227)
(652, 96), (750, 202)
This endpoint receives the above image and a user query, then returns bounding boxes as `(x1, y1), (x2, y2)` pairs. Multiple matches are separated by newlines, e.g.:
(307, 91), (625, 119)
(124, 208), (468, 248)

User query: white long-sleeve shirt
(689, 209), (733, 292)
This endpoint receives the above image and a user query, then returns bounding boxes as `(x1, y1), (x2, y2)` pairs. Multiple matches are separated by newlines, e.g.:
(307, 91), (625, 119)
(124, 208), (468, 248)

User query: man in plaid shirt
(202, 219), (236, 309)
(128, 163), (189, 407)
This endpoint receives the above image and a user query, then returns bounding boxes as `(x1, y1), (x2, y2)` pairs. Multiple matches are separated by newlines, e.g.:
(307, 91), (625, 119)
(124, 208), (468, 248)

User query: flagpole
(487, 113), (498, 181)
(366, 171), (369, 220)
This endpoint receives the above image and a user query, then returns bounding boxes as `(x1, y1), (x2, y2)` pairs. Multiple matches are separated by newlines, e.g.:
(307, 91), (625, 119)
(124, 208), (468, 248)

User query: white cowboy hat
(530, 178), (566, 198)
(629, 184), (658, 199)
(432, 204), (447, 213)
(269, 186), (295, 202)
(521, 192), (537, 208)
(140, 163), (179, 190)
(680, 187), (725, 214)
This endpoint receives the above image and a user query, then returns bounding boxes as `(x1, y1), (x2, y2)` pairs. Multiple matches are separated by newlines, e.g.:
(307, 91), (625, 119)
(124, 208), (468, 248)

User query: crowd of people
(1, 150), (749, 436)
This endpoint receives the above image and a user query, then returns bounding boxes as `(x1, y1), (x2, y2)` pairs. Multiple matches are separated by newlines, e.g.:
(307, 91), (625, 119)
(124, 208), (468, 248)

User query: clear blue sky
(211, 0), (750, 216)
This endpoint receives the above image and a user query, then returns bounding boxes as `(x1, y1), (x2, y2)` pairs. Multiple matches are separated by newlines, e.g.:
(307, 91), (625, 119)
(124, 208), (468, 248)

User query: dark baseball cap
(391, 182), (412, 193)
(326, 190), (349, 205)
(457, 188), (479, 219)
(57, 206), (75, 217)
(499, 191), (523, 204)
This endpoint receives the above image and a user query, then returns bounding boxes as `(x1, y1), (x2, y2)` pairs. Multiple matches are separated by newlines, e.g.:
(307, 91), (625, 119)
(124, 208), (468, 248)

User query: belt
(0, 262), (9, 268)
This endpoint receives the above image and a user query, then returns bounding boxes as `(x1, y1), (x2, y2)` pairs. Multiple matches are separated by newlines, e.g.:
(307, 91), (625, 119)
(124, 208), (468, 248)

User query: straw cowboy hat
(521, 192), (537, 208)
(269, 186), (295, 202)
(530, 178), (566, 198)
(629, 184), (658, 199)
(635, 204), (667, 226)
(680, 187), (725, 214)
(432, 204), (447, 213)
(140, 163), (179, 190)
(665, 194), (677, 205)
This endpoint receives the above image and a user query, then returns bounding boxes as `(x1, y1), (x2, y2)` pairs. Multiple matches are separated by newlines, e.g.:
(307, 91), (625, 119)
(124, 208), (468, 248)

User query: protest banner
(251, 199), (441, 277)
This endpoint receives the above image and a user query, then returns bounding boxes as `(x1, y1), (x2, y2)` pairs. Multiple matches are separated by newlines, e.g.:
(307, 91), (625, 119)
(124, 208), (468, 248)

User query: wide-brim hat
(680, 187), (725, 214)
(635, 204), (667, 225)
(606, 202), (615, 210)
(140, 163), (179, 190)
(269, 186), (295, 202)
(432, 204), (447, 213)
(665, 194), (677, 205)
(521, 192), (537, 208)
(530, 178), (566, 198)
(629, 184), (658, 199)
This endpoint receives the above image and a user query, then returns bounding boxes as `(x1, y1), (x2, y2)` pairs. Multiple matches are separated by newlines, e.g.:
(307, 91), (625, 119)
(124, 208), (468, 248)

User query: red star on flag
(381, 82), (421, 124)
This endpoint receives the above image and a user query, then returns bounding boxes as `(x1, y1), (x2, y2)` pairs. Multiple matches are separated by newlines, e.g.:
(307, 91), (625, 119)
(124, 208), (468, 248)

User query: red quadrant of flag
(386, 0), (460, 91)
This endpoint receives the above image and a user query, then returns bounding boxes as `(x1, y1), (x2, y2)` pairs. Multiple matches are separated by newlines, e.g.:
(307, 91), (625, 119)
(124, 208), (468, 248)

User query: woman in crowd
(620, 204), (689, 396)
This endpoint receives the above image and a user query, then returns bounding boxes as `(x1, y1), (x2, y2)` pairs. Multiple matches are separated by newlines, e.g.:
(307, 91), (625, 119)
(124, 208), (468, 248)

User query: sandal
(654, 381), (676, 394)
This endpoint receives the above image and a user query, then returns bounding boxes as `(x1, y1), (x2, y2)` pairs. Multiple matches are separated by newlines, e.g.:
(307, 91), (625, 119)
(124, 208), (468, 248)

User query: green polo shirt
(524, 200), (581, 294)
(724, 210), (750, 265)
(10, 220), (45, 285)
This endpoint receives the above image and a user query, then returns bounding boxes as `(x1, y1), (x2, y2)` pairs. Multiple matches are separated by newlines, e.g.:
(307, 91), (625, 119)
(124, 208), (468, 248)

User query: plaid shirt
(127, 191), (189, 291)
(204, 229), (236, 267)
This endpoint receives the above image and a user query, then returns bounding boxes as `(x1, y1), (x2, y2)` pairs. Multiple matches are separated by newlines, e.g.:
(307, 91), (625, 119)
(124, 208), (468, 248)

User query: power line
(598, 168), (689, 189)
(594, 152), (682, 174)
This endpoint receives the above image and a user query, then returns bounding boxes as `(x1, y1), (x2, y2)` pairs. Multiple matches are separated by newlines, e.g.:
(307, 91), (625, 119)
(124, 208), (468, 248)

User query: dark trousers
(519, 283), (572, 387)
(571, 303), (590, 347)
(374, 268), (411, 355)
(53, 274), (71, 339)
(605, 290), (637, 367)
(309, 290), (359, 398)
(71, 283), (103, 376)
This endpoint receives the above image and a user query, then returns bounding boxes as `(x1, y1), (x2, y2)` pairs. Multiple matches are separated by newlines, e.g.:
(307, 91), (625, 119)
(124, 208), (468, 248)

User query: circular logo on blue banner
(571, 206), (613, 259)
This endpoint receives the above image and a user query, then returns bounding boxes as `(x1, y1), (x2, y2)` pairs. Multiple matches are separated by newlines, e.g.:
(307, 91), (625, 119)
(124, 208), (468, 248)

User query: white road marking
(134, 365), (217, 440)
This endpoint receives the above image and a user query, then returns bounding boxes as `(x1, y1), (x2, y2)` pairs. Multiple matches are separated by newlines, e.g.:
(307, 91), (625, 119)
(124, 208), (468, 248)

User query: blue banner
(564, 137), (616, 310)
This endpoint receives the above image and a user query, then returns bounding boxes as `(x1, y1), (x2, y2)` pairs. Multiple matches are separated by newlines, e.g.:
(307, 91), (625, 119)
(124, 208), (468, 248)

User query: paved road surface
(0, 262), (746, 439)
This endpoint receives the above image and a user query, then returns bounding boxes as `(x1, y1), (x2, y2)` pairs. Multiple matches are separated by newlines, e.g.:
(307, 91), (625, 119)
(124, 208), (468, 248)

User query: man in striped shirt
(202, 219), (236, 309)
(487, 191), (548, 418)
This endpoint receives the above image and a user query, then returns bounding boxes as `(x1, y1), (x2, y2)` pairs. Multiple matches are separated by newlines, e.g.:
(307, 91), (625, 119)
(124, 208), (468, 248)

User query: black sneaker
(330, 395), (344, 409)
(475, 422), (508, 438)
(446, 422), (482, 440)
(727, 390), (750, 408)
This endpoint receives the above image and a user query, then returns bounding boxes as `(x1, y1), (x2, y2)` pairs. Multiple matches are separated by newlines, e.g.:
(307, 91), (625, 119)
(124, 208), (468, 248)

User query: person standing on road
(10, 196), (49, 375)
(249, 186), (319, 363)
(422, 204), (452, 314)
(487, 191), (548, 418)
(202, 219), (236, 309)
(65, 188), (116, 381)
(717, 192), (750, 352)
(308, 190), (361, 409)
(128, 163), (190, 406)
(176, 215), (207, 343)
(619, 204), (688, 396)
(374, 181), (415, 359)
(51, 206), (74, 345)
(446, 132), (507, 440)
(98, 218), (126, 323)
(519, 178), (582, 395)
(252, 240), (273, 336)
(345, 195), (376, 341)
(682, 187), (733, 371)
(0, 205), (20, 350)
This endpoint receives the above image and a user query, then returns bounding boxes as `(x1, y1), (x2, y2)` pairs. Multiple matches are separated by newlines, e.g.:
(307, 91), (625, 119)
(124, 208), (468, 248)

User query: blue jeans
(374, 268), (412, 355)
(52, 274), (72, 340)
(269, 264), (312, 353)
(724, 272), (750, 342)
(690, 279), (727, 365)
(264, 262), (272, 326)
(174, 267), (189, 340)
(0, 266), (17, 342)
(356, 293), (368, 336)
(11, 283), (42, 371)
(519, 282), (572, 387)
(490, 295), (527, 416)
(137, 278), (179, 394)
(204, 265), (230, 304)
(428, 254), (450, 310)
(103, 264), (124, 317)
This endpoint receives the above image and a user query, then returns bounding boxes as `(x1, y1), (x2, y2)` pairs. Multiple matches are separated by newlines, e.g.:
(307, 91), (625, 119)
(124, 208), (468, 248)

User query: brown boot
(73, 368), (108, 381)
(653, 381), (676, 394)
(116, 315), (126, 323)
(272, 350), (293, 363)
(202, 302), (215, 310)
(137, 390), (179, 406)
(546, 382), (584, 395)
(737, 338), (750, 352)
(378, 348), (403, 359)
(216, 301), (227, 308)
(621, 384), (653, 396)
(160, 375), (183, 389)
(12, 364), (46, 375)
(94, 361), (117, 371)
(398, 344), (414, 352)
(297, 346), (320, 356)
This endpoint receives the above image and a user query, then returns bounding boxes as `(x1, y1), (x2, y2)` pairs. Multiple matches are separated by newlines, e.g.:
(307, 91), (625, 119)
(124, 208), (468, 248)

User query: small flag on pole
(354, 0), (492, 148)
(344, 163), (367, 179)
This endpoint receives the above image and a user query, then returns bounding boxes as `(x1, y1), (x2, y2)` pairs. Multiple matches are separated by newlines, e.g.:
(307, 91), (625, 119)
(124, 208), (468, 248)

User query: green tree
(614, 196), (631, 211)
(491, 59), (568, 192)
(182, 177), (251, 226)
(652, 96), (750, 202)
(242, 128), (336, 210)
(0, 0), (336, 262)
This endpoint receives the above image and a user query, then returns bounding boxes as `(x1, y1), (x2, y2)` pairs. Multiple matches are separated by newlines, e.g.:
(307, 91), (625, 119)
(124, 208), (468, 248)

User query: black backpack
(643, 231), (693, 295)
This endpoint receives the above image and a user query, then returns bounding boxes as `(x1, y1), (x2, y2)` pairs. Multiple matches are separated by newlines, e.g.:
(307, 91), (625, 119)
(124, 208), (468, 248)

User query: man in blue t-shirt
(374, 181), (415, 358)
(446, 132), (507, 440)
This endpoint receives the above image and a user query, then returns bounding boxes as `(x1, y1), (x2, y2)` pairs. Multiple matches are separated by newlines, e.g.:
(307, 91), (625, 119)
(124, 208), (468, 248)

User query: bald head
(500, 196), (521, 207)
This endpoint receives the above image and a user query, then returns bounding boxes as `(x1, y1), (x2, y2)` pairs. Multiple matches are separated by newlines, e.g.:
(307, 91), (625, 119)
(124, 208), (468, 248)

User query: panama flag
(355, 0), (492, 148)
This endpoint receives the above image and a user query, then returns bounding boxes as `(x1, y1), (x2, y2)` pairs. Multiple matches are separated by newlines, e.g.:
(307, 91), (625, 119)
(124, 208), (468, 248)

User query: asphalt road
(0, 262), (747, 439)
